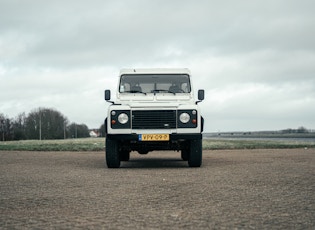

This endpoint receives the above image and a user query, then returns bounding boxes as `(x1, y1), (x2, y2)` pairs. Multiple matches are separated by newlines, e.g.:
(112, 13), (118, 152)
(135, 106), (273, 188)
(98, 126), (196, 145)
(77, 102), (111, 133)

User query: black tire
(120, 150), (130, 161)
(181, 149), (189, 161)
(188, 139), (202, 167)
(138, 150), (149, 155)
(105, 138), (120, 168)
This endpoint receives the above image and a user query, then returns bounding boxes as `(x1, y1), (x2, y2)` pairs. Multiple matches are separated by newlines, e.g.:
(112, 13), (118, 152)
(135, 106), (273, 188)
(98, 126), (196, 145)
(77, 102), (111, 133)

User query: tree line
(0, 107), (92, 141)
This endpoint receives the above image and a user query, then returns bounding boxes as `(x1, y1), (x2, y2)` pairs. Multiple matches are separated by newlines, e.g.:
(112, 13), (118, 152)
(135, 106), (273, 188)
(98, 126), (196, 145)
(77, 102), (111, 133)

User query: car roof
(119, 68), (191, 76)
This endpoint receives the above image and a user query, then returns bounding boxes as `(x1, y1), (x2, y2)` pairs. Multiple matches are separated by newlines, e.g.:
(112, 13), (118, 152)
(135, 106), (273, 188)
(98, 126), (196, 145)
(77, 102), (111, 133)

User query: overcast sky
(1, 0), (314, 132)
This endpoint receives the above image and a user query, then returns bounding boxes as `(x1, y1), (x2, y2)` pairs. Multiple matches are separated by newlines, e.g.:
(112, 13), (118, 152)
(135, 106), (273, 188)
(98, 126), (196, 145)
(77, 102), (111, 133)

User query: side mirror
(105, 90), (111, 101)
(198, 89), (204, 101)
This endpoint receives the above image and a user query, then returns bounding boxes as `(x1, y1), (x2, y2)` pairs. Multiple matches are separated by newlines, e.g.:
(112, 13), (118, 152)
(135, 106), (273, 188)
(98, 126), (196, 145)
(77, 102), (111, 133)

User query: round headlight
(118, 113), (129, 124)
(179, 112), (190, 123)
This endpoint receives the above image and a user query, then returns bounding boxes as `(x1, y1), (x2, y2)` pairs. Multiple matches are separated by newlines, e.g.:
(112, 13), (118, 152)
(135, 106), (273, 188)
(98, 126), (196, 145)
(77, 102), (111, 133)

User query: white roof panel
(119, 68), (191, 76)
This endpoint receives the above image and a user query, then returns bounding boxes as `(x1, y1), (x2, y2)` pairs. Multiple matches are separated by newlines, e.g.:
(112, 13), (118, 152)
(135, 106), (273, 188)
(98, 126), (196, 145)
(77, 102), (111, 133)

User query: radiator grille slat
(132, 110), (176, 129)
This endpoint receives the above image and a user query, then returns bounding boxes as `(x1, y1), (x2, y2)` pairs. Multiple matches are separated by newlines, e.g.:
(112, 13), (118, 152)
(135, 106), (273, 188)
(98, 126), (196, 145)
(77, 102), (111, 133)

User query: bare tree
(68, 123), (90, 138)
(12, 112), (27, 140)
(25, 108), (69, 140)
(0, 114), (12, 141)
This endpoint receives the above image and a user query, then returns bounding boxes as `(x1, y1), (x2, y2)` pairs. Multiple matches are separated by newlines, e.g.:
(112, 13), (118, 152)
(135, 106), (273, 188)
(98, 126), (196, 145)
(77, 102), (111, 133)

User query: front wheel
(105, 138), (120, 168)
(188, 139), (202, 167)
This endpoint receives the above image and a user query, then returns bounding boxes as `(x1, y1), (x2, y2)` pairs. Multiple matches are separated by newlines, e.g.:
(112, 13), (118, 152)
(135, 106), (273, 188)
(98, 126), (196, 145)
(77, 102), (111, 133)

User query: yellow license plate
(139, 134), (169, 141)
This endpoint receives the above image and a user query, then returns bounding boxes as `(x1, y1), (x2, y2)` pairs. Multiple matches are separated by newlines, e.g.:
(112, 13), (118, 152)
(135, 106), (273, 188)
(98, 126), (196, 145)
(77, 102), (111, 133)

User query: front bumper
(106, 133), (202, 141)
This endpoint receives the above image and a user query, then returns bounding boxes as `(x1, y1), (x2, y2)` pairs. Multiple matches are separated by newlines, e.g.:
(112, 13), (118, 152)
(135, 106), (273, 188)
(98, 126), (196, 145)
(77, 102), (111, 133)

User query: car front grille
(132, 110), (176, 129)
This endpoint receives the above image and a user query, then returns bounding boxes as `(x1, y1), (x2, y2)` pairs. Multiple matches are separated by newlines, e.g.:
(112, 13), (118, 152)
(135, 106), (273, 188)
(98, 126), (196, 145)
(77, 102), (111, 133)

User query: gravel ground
(0, 149), (314, 229)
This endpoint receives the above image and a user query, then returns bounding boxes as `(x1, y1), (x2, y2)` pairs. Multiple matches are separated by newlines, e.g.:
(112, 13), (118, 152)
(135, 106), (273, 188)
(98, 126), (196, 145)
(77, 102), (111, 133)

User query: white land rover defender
(104, 68), (204, 168)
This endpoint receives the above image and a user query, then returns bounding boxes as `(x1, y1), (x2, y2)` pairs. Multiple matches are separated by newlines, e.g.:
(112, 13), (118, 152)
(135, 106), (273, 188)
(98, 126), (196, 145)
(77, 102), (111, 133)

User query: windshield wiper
(151, 89), (175, 95)
(124, 90), (146, 95)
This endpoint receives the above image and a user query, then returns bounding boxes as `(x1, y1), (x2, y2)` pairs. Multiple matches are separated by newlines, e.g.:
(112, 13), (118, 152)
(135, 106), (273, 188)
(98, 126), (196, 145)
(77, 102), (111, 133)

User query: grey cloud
(1, 0), (314, 130)
(2, 0), (315, 67)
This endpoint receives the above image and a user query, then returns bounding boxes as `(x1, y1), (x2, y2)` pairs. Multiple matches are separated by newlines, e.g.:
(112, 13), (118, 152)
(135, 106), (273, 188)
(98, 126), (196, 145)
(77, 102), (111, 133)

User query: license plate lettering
(139, 134), (169, 141)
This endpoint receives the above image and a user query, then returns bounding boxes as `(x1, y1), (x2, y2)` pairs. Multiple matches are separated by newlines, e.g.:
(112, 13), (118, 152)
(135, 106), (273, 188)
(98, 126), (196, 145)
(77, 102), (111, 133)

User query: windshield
(119, 74), (191, 94)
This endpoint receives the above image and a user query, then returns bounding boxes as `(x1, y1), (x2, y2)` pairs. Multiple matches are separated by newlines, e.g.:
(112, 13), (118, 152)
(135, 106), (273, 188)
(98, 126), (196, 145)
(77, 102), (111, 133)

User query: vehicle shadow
(120, 157), (189, 168)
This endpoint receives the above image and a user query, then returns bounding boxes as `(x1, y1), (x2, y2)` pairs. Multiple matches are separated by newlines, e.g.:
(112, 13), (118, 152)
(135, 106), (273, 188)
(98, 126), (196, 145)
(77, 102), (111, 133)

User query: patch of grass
(0, 138), (314, 151)
(0, 138), (105, 151)
(203, 139), (315, 150)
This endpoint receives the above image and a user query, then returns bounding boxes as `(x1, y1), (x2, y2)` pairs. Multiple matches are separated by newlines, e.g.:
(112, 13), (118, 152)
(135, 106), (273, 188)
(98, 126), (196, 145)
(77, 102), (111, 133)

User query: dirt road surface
(0, 149), (314, 229)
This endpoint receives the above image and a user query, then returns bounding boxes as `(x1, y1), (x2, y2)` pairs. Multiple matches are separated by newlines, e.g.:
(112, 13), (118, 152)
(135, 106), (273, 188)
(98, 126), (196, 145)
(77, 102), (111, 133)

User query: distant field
(204, 132), (315, 139)
(203, 138), (315, 150)
(0, 137), (314, 151)
(0, 138), (105, 151)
